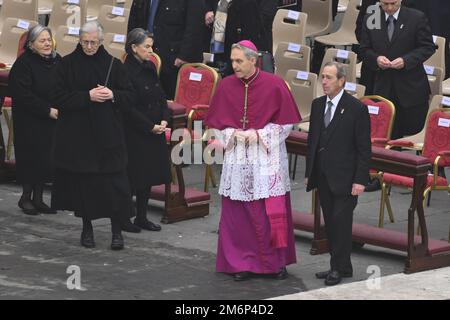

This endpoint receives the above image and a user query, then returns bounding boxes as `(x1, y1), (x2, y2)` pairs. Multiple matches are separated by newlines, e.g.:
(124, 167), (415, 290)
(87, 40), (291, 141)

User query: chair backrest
(274, 41), (310, 78)
(344, 81), (365, 98)
(174, 63), (220, 113)
(149, 52), (162, 76)
(333, 0), (359, 37)
(48, 0), (88, 33)
(425, 35), (446, 72)
(272, 9), (307, 52)
(54, 25), (80, 57)
(360, 95), (396, 141)
(0, 0), (38, 33)
(302, 0), (333, 37)
(422, 108), (450, 165)
(0, 18), (38, 65)
(285, 69), (317, 120)
(117, 0), (132, 10)
(320, 48), (357, 82)
(86, 0), (113, 19)
(424, 65), (444, 97)
(97, 5), (130, 35)
(103, 32), (126, 59)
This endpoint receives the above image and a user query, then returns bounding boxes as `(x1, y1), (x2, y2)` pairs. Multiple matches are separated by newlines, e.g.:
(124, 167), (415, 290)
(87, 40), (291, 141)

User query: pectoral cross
(240, 83), (249, 130)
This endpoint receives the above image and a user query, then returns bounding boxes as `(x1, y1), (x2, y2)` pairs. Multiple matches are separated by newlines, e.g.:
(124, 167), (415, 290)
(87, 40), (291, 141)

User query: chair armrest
(387, 139), (414, 148)
(371, 138), (389, 146)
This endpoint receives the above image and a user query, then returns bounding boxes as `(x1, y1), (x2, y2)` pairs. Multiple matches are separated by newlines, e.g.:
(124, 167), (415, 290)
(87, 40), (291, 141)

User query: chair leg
(385, 184), (394, 223)
(418, 187), (432, 235)
(292, 155), (299, 180)
(204, 165), (210, 193)
(379, 182), (387, 228)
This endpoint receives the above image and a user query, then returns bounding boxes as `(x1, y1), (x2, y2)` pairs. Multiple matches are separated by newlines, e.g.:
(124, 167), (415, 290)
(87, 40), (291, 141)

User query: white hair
(80, 21), (104, 40)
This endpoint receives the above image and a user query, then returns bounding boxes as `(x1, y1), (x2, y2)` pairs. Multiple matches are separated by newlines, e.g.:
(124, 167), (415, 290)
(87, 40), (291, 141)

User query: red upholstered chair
(168, 63), (220, 130)
(379, 109), (450, 238)
(360, 95), (396, 148)
(148, 52), (161, 76)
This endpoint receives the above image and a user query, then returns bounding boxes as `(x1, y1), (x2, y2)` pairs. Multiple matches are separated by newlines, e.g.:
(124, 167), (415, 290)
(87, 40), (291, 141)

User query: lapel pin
(341, 109), (345, 114)
(400, 24), (404, 29)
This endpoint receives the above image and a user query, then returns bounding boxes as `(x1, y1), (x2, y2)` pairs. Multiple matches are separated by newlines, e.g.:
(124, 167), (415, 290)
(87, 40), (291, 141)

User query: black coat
(123, 55), (171, 189)
(359, 6), (435, 107)
(225, 0), (278, 57)
(9, 50), (61, 184)
(52, 45), (133, 174)
(305, 91), (372, 196)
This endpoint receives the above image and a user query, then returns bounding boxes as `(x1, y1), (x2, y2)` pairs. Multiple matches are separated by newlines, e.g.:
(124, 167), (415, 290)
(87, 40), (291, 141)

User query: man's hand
(49, 108), (58, 120)
(205, 11), (214, 26)
(174, 58), (187, 67)
(245, 129), (258, 144)
(152, 124), (165, 134)
(234, 130), (247, 144)
(351, 183), (365, 196)
(390, 57), (405, 70)
(160, 120), (168, 130)
(377, 56), (392, 70)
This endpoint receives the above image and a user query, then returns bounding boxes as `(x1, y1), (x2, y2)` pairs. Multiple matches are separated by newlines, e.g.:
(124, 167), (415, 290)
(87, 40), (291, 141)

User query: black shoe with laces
(134, 219), (161, 231)
(121, 219), (141, 233)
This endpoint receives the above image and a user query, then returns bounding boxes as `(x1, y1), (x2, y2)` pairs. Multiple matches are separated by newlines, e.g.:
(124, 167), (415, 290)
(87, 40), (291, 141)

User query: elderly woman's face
(132, 37), (154, 62)
(30, 30), (53, 56)
(80, 32), (101, 56)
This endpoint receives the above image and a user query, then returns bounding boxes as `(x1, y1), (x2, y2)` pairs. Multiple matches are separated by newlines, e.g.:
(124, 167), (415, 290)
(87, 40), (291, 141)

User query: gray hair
(80, 21), (104, 40)
(25, 25), (55, 55)
(231, 43), (259, 61)
(323, 61), (347, 80)
(125, 28), (152, 55)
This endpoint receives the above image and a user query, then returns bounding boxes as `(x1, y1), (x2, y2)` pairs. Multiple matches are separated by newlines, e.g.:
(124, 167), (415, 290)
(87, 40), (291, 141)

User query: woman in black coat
(123, 28), (171, 231)
(9, 25), (61, 215)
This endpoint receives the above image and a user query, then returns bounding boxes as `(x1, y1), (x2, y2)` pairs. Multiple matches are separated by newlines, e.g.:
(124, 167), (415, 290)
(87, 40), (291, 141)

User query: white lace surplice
(218, 123), (293, 202)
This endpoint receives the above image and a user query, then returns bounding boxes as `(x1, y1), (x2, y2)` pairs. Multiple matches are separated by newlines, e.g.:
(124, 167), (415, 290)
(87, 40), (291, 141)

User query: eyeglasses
(80, 40), (101, 47)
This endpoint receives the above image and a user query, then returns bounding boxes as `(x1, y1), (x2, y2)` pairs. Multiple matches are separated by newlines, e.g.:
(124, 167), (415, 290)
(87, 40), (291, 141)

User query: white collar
(326, 89), (345, 107)
(385, 8), (400, 21)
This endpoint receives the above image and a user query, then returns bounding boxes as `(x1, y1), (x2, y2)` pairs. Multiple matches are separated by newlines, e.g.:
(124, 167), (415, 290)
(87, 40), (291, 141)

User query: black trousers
(317, 172), (357, 274)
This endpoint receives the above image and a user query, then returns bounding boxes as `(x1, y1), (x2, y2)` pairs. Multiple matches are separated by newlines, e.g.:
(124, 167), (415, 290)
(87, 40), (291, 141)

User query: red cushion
(150, 184), (210, 204)
(167, 101), (187, 116)
(422, 111), (450, 166)
(186, 104), (209, 121)
(2, 96), (11, 108)
(383, 172), (448, 188)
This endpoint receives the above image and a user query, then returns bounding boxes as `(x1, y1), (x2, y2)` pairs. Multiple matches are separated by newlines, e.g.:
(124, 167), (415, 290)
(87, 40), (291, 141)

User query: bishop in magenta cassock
(205, 40), (302, 281)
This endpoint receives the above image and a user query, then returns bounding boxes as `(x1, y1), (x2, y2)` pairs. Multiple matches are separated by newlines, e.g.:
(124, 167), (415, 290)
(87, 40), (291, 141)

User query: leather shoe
(272, 267), (288, 280)
(315, 270), (352, 279)
(32, 201), (57, 214)
(325, 270), (343, 286)
(233, 272), (252, 281)
(18, 197), (38, 215)
(134, 219), (161, 232)
(80, 231), (95, 248)
(365, 178), (381, 192)
(111, 233), (124, 251)
(121, 219), (141, 233)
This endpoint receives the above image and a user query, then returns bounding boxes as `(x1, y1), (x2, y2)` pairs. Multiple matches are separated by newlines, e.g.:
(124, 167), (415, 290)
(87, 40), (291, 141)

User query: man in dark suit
(305, 62), (371, 286)
(360, 0), (435, 139)
(127, 0), (204, 99)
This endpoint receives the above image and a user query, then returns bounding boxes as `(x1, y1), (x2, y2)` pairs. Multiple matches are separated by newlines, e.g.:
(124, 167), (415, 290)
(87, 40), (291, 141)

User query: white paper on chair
(288, 43), (301, 52)
(17, 20), (30, 30)
(67, 0), (80, 4)
(68, 27), (80, 35)
(337, 50), (350, 59)
(438, 118), (450, 127)
(287, 10), (300, 21)
(296, 71), (309, 80)
(189, 72), (203, 82)
(423, 65), (435, 75)
(113, 34), (126, 43)
(368, 105), (380, 115)
(433, 35), (437, 44)
(111, 7), (125, 16)
(442, 96), (450, 107)
(345, 82), (357, 91)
